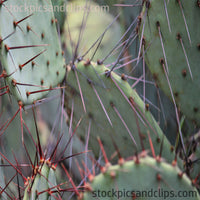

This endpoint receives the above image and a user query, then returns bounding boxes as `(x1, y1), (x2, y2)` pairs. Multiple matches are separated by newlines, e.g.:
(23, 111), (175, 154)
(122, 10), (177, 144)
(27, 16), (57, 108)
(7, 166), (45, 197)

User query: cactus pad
(65, 60), (175, 162)
(0, 0), (66, 105)
(140, 0), (200, 125)
(80, 154), (200, 200)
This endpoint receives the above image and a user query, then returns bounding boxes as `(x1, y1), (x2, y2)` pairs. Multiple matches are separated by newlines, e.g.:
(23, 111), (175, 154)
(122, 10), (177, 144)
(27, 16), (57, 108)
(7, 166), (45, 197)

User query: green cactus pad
(140, 0), (200, 125)
(0, 0), (66, 105)
(65, 60), (176, 162)
(80, 154), (200, 200)
(23, 162), (58, 200)
(64, 0), (122, 64)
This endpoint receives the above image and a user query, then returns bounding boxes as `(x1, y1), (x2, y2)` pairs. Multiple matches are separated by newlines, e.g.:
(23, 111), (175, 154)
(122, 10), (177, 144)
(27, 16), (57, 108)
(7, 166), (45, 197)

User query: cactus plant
(65, 60), (176, 162)
(0, 0), (200, 199)
(23, 161), (59, 200)
(115, 0), (179, 144)
(80, 152), (200, 200)
(0, 0), (66, 105)
(51, 0), (67, 31)
(139, 0), (200, 125)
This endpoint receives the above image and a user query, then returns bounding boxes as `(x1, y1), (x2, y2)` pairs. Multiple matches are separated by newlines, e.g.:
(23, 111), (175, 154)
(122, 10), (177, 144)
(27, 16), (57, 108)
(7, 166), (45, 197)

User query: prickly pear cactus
(140, 0), (200, 125)
(64, 0), (122, 64)
(0, 0), (66, 105)
(80, 153), (200, 200)
(23, 161), (58, 200)
(65, 60), (175, 162)
(115, 1), (178, 144)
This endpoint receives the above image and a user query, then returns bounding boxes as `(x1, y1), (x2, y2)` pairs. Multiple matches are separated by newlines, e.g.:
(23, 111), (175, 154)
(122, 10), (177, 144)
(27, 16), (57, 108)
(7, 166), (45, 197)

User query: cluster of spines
(0, 105), (83, 199)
